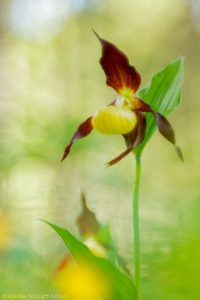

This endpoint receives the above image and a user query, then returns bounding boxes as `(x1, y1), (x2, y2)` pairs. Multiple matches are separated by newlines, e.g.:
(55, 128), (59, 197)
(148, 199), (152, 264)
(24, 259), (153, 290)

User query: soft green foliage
(0, 248), (56, 294)
(44, 221), (137, 300)
(135, 57), (184, 155)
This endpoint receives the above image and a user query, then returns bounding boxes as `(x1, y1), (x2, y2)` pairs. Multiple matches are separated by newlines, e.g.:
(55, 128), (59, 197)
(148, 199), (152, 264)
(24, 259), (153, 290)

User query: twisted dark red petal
(106, 148), (133, 167)
(106, 112), (146, 166)
(154, 112), (175, 144)
(130, 96), (183, 161)
(126, 112), (146, 148)
(61, 116), (93, 162)
(94, 30), (141, 93)
(154, 112), (184, 161)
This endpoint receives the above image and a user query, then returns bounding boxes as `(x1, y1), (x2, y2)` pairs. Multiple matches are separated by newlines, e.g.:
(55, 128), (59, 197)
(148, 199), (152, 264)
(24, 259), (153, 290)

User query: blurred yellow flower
(54, 260), (110, 300)
(0, 215), (10, 250)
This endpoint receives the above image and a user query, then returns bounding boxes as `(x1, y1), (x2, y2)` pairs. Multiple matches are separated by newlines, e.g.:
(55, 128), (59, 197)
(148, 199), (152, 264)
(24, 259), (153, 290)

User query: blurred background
(0, 0), (199, 299)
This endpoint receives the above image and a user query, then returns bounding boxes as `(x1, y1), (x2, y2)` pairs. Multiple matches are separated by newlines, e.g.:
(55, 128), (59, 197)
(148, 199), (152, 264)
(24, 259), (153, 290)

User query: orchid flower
(61, 31), (183, 166)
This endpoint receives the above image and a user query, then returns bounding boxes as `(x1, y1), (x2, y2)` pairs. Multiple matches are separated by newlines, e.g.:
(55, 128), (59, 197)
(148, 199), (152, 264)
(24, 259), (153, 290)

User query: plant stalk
(133, 153), (142, 300)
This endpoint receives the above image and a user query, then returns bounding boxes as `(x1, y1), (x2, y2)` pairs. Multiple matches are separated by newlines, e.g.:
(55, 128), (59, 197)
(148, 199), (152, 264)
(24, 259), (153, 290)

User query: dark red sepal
(106, 112), (146, 166)
(124, 112), (146, 148)
(106, 148), (133, 167)
(154, 112), (183, 161)
(61, 116), (93, 162)
(94, 30), (141, 93)
(154, 112), (175, 144)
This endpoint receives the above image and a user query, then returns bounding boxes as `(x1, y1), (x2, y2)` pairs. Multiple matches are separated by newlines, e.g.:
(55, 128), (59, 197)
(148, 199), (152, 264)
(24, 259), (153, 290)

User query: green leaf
(135, 57), (184, 155)
(44, 221), (137, 300)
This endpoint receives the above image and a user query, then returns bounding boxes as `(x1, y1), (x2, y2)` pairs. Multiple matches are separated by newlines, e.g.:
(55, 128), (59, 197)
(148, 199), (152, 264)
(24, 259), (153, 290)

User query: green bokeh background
(0, 0), (199, 299)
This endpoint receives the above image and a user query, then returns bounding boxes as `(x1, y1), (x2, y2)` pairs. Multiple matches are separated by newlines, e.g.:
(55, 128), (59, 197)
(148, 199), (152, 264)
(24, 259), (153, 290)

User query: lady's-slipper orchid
(62, 31), (183, 166)
(54, 196), (110, 300)
(54, 258), (110, 300)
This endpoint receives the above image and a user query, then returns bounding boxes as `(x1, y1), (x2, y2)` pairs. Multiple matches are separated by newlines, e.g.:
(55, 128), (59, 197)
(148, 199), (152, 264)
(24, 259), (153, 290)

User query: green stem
(133, 153), (142, 300)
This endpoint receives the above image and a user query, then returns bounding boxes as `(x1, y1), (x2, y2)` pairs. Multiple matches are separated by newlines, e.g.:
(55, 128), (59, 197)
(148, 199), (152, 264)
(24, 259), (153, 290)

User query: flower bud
(92, 106), (137, 135)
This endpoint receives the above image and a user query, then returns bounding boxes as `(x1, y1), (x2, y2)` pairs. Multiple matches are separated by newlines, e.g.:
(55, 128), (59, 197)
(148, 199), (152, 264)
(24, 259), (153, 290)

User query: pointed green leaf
(44, 221), (137, 300)
(135, 57), (184, 155)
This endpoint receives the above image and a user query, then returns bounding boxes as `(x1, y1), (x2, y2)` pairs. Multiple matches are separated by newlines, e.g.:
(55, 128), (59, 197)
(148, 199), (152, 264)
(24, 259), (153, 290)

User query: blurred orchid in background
(54, 194), (128, 300)
(62, 31), (183, 166)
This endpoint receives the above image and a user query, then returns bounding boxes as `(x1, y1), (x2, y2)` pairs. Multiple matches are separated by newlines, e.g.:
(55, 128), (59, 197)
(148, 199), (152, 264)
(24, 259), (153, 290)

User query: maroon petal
(94, 30), (141, 94)
(61, 116), (93, 162)
(123, 112), (146, 148)
(106, 148), (133, 167)
(106, 112), (146, 166)
(154, 112), (183, 161)
(130, 96), (183, 162)
(154, 112), (175, 144)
